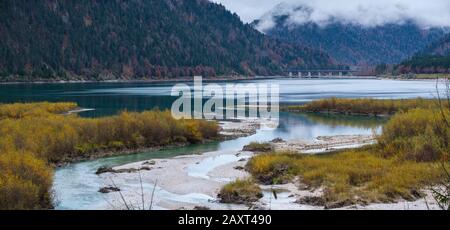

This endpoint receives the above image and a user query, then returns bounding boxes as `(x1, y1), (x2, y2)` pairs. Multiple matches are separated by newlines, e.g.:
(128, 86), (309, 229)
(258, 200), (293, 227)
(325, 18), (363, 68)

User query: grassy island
(284, 97), (441, 116)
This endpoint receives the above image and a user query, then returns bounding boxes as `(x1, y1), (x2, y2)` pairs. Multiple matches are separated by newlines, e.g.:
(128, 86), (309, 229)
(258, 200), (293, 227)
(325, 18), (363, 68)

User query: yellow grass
(286, 97), (440, 115)
(247, 107), (449, 206)
(378, 108), (450, 162)
(248, 150), (443, 205)
(0, 102), (77, 119)
(218, 179), (263, 204)
(415, 74), (450, 79)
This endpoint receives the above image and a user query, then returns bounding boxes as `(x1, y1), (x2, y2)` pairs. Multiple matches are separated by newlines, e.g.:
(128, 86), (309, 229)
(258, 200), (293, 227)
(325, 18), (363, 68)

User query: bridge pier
(285, 69), (357, 78)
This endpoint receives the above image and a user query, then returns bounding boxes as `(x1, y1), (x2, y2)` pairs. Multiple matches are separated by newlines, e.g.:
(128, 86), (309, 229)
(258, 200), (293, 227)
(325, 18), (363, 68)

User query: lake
(0, 78), (442, 117)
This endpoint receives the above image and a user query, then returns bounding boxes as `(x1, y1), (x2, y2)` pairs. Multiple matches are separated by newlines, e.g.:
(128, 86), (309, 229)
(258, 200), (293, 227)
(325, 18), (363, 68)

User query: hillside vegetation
(0, 102), (219, 209)
(0, 0), (336, 81)
(422, 34), (450, 56)
(396, 55), (450, 74)
(395, 34), (450, 74)
(255, 16), (446, 65)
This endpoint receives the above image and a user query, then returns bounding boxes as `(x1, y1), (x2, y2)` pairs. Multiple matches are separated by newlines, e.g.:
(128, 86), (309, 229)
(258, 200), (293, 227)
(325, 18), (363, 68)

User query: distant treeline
(395, 55), (450, 74)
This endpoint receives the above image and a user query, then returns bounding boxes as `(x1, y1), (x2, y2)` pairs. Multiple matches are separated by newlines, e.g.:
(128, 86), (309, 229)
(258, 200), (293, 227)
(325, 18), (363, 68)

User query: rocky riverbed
(94, 120), (440, 210)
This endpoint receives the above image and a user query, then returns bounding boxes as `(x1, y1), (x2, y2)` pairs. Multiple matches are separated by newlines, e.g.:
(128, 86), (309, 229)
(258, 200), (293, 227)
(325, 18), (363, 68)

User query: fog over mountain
(233, 0), (450, 65)
(213, 0), (450, 31)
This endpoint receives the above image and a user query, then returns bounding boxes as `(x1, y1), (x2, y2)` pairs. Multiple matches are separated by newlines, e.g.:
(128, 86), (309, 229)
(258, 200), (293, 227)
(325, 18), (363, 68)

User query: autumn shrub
(0, 102), (220, 209)
(0, 105), (220, 162)
(0, 102), (77, 119)
(261, 99), (450, 207)
(246, 153), (298, 184)
(0, 116), (80, 162)
(242, 142), (274, 153)
(378, 108), (450, 162)
(246, 108), (449, 206)
(286, 97), (439, 115)
(218, 179), (263, 204)
(0, 151), (53, 210)
(197, 119), (220, 140)
(247, 150), (443, 207)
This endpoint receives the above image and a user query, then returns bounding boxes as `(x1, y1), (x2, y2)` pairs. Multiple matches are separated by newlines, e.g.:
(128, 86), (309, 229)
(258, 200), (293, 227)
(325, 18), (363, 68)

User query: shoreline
(53, 119), (259, 168)
(94, 124), (440, 210)
(2, 75), (445, 85)
(92, 119), (263, 210)
(272, 135), (376, 153)
(0, 76), (278, 85)
(282, 110), (393, 117)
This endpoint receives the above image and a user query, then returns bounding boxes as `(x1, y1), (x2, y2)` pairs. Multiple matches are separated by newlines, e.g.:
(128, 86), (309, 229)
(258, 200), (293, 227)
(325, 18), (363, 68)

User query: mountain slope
(421, 34), (450, 56)
(253, 6), (446, 65)
(396, 34), (450, 74)
(0, 0), (336, 81)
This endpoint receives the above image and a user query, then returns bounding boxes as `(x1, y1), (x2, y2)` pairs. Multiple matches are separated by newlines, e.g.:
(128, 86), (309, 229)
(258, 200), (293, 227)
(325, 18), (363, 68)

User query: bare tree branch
(110, 178), (130, 210)
(138, 169), (145, 210)
(435, 78), (450, 127)
(149, 179), (158, 210)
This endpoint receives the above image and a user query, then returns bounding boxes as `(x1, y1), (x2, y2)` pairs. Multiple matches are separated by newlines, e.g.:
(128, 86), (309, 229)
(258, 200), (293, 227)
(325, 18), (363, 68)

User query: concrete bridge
(284, 68), (358, 78)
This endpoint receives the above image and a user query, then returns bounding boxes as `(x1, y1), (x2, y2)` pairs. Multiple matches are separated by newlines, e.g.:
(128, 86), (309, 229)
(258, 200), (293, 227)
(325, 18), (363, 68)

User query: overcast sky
(211, 0), (450, 30)
(211, 0), (285, 23)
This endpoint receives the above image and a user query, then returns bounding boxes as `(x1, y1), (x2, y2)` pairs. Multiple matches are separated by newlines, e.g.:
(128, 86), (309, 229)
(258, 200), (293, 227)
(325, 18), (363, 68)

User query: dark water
(0, 82), (176, 117)
(0, 78), (442, 117)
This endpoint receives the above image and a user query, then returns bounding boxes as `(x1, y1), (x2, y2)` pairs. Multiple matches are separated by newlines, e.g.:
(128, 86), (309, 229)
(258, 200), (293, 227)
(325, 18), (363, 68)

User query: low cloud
(212, 0), (450, 32)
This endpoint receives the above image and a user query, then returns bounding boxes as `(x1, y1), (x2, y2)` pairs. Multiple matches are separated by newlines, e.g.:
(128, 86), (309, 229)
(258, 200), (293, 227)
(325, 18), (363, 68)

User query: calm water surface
(0, 78), (441, 117)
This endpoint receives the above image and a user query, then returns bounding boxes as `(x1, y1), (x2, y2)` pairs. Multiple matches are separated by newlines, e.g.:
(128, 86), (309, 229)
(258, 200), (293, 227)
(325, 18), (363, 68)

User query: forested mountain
(253, 7), (446, 65)
(0, 0), (336, 81)
(421, 34), (450, 56)
(396, 34), (450, 74)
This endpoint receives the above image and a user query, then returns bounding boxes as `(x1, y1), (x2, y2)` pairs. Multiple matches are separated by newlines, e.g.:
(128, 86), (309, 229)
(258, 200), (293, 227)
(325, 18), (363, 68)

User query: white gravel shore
(96, 120), (441, 210)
